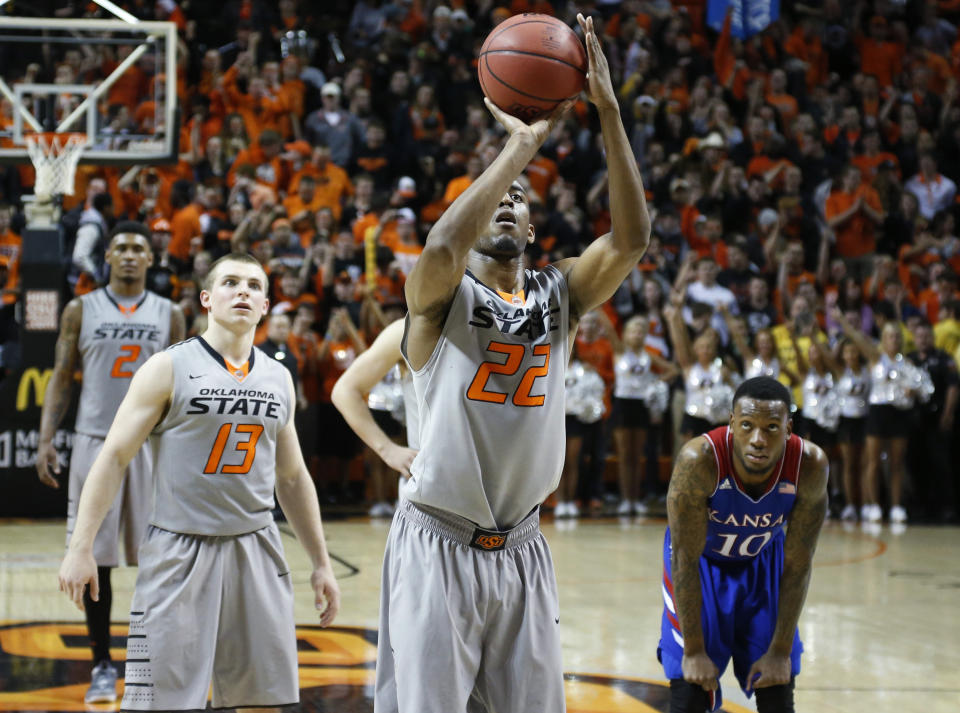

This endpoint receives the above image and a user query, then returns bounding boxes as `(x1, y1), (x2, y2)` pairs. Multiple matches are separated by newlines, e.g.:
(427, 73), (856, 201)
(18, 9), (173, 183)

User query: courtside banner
(0, 226), (71, 517)
(707, 0), (780, 39)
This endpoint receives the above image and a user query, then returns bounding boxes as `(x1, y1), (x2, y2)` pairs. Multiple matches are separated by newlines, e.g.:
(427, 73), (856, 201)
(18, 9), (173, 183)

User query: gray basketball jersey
(75, 288), (173, 438)
(401, 267), (570, 529)
(150, 337), (292, 536)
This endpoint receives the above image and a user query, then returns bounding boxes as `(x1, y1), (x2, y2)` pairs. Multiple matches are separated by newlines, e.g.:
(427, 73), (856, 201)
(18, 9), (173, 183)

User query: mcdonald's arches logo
(16, 368), (52, 411)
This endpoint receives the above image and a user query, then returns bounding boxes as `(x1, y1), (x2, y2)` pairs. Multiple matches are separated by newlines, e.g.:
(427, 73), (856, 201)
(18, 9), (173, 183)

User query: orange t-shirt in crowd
(288, 331), (322, 403)
(526, 155), (559, 202)
(103, 59), (148, 112)
(765, 92), (798, 126)
(227, 144), (288, 192)
(283, 193), (327, 242)
(824, 185), (883, 258)
(855, 35), (903, 88)
(896, 242), (939, 299)
(916, 288), (960, 324)
(289, 163), (353, 221)
(851, 152), (901, 181)
(169, 202), (203, 262)
(443, 174), (473, 205)
(783, 28), (828, 91)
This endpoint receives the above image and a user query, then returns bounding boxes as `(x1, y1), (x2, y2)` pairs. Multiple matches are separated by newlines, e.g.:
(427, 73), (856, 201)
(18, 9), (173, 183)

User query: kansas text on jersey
(702, 426), (803, 562)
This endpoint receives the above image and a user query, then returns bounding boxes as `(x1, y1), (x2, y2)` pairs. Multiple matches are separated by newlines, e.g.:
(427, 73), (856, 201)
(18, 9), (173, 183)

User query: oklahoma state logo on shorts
(470, 528), (508, 551)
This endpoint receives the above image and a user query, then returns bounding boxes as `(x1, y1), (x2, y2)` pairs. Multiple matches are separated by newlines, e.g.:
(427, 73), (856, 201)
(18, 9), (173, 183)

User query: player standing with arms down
(36, 222), (185, 703)
(660, 376), (829, 713)
(58, 253), (340, 712)
(376, 15), (650, 713)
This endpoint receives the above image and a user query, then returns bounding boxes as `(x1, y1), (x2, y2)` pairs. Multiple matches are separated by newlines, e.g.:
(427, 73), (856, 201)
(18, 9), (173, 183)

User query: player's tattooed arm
(666, 436), (717, 655)
(36, 298), (83, 487)
(169, 303), (187, 344)
(770, 439), (828, 654)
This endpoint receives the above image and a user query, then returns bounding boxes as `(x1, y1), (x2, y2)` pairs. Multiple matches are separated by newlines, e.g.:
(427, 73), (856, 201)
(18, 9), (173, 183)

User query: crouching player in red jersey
(660, 376), (828, 713)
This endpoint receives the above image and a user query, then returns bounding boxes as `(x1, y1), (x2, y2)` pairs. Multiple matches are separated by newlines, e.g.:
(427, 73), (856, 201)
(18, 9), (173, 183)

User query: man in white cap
(305, 80), (365, 167)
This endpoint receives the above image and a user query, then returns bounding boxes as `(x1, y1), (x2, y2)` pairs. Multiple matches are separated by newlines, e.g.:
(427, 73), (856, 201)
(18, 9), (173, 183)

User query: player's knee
(755, 678), (795, 713)
(669, 679), (710, 713)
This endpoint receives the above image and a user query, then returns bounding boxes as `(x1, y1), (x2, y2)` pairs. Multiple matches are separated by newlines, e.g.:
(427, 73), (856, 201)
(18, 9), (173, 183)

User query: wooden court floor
(0, 516), (957, 712)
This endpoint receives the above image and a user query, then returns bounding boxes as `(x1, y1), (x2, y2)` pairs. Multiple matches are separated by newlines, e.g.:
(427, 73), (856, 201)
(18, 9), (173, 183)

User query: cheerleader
(664, 295), (739, 442)
(832, 338), (871, 521)
(790, 323), (839, 449)
(602, 310), (679, 516)
(834, 309), (932, 524)
(557, 356), (608, 518)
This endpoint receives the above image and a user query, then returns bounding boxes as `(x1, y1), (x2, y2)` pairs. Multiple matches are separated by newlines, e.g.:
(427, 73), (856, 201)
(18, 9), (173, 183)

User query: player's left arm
(274, 372), (340, 627)
(554, 15), (651, 322)
(169, 303), (186, 344)
(748, 439), (828, 691)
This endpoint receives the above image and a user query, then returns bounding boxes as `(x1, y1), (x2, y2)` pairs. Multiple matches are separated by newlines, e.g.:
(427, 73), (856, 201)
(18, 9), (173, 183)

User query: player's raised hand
(36, 442), (61, 488)
(576, 14), (617, 111)
(483, 97), (573, 146)
(746, 650), (792, 691)
(379, 443), (418, 479)
(681, 651), (719, 692)
(311, 564), (341, 628)
(58, 548), (98, 611)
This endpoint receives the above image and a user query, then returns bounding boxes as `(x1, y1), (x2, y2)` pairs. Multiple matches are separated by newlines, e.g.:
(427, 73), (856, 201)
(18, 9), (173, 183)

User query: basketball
(478, 14), (587, 123)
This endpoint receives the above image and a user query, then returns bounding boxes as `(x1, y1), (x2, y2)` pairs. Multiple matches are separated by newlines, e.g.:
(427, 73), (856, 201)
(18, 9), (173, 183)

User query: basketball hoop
(24, 132), (87, 203)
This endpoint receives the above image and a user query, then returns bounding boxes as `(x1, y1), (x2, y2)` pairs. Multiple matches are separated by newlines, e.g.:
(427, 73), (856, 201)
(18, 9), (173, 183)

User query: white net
(25, 133), (87, 202)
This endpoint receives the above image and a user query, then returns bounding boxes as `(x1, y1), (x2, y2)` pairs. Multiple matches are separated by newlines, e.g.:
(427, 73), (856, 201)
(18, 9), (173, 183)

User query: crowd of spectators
(1, 0), (960, 522)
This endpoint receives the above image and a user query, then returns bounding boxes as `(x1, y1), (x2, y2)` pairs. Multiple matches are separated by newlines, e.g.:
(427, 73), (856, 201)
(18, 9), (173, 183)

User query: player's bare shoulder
(59, 297), (84, 337)
(129, 350), (174, 398)
(668, 435), (719, 501)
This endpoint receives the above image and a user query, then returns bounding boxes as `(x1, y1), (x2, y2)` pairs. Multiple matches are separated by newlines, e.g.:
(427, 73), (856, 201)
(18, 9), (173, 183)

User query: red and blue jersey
(658, 426), (806, 705)
(701, 426), (803, 563)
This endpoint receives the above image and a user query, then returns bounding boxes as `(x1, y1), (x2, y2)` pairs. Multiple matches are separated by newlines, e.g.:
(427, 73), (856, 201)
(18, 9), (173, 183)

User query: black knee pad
(669, 678), (711, 713)
(755, 678), (796, 713)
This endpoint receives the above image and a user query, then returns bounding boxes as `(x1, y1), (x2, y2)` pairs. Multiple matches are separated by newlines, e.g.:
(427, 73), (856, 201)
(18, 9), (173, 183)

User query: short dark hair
(204, 252), (266, 290)
(92, 192), (113, 212)
(733, 376), (792, 412)
(109, 220), (151, 241)
(259, 129), (282, 146)
(873, 300), (896, 320)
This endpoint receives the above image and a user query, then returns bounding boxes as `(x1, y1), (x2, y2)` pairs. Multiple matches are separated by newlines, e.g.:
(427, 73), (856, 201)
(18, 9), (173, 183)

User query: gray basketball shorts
(375, 500), (566, 713)
(121, 523), (298, 711)
(66, 433), (154, 567)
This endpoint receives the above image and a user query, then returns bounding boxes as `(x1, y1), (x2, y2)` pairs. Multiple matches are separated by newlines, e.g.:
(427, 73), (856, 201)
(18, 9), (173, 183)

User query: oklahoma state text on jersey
(149, 337), (292, 537)
(76, 288), (173, 438)
(402, 267), (570, 530)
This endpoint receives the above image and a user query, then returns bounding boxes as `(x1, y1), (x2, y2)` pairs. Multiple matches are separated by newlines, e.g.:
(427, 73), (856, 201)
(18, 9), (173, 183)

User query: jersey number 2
(466, 341), (551, 407)
(110, 345), (141, 378)
(204, 423), (264, 475)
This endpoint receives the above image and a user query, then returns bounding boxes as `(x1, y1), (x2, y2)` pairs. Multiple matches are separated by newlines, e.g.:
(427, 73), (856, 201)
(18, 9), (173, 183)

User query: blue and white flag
(707, 0), (780, 39)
